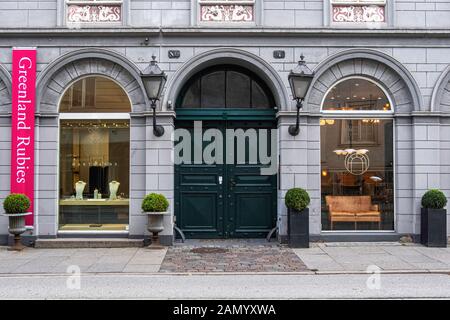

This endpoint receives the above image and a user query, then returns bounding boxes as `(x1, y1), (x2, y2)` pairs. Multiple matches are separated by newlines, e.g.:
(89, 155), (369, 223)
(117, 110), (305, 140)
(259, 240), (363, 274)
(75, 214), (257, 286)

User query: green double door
(174, 119), (278, 238)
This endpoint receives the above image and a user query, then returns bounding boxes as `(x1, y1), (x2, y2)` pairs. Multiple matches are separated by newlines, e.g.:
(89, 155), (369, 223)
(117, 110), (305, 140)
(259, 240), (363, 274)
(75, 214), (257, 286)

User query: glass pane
(85, 77), (96, 108)
(177, 66), (275, 109)
(323, 78), (391, 111)
(60, 77), (131, 113)
(251, 81), (271, 109)
(59, 120), (130, 231)
(320, 119), (394, 231)
(180, 79), (201, 108)
(72, 80), (83, 108)
(201, 71), (226, 108)
(226, 71), (251, 108)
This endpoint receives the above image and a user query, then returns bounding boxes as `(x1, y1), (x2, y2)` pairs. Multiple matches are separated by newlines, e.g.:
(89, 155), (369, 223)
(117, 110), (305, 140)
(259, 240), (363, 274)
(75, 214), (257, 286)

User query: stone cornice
(0, 27), (449, 38)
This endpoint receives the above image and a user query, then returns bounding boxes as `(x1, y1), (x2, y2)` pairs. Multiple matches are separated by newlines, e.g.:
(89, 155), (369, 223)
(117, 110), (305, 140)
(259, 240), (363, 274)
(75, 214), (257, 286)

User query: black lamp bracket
(288, 99), (303, 136)
(150, 100), (165, 137)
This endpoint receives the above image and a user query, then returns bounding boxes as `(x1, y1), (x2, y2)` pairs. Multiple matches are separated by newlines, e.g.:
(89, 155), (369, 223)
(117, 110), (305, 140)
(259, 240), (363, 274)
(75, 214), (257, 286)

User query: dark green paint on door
(174, 119), (277, 239)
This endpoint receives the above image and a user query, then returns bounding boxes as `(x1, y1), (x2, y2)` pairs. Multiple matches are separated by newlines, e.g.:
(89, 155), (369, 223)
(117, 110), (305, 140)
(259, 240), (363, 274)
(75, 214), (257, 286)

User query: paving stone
(410, 262), (449, 270)
(87, 263), (127, 273)
(123, 264), (160, 273)
(292, 247), (324, 255)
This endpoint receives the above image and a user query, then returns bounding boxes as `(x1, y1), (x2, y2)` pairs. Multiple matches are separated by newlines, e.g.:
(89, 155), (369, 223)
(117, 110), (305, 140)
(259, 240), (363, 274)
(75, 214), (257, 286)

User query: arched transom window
(177, 65), (275, 109)
(322, 77), (392, 112)
(60, 76), (131, 113)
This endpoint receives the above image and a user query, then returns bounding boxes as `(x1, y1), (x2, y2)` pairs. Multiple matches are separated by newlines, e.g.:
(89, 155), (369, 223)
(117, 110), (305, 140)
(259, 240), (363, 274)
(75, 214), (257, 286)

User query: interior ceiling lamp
(141, 55), (167, 137)
(362, 119), (380, 124)
(333, 149), (369, 156)
(320, 119), (335, 126)
(288, 54), (315, 136)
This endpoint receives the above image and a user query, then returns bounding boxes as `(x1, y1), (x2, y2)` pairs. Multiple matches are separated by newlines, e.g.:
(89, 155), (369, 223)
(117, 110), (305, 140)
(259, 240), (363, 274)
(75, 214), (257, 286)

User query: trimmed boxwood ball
(142, 193), (169, 212)
(285, 188), (310, 211)
(3, 193), (31, 214)
(421, 189), (447, 209)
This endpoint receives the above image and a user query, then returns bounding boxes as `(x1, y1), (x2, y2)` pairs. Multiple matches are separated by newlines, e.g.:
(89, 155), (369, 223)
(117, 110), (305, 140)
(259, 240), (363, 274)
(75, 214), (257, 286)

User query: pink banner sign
(11, 48), (36, 226)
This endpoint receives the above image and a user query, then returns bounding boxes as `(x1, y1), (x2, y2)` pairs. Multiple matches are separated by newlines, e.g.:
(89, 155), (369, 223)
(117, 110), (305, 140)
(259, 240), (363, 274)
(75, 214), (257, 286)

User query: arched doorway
(174, 65), (278, 238)
(58, 76), (131, 231)
(320, 77), (395, 231)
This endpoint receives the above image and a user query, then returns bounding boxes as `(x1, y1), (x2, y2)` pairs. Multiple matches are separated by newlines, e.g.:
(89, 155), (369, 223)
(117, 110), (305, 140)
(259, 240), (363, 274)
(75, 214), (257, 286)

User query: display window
(320, 78), (394, 231)
(58, 77), (131, 231)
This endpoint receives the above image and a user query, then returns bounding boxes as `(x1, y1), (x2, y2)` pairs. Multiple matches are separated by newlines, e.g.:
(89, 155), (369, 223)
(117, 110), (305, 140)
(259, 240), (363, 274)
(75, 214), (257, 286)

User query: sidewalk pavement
(0, 247), (167, 274)
(293, 242), (450, 273)
(0, 241), (450, 275)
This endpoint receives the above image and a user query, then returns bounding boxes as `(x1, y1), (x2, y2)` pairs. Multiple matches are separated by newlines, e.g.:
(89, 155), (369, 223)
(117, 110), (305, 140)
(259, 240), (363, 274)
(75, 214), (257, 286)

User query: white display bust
(109, 180), (120, 200)
(75, 181), (86, 200)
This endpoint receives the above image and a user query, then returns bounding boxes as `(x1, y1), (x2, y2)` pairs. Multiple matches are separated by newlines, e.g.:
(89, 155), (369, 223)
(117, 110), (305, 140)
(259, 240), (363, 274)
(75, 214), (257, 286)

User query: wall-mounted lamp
(287, 54), (314, 136)
(141, 55), (167, 137)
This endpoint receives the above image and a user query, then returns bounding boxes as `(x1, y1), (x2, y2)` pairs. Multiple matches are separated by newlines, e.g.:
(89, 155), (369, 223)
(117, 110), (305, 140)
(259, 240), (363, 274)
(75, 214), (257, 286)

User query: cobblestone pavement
(159, 239), (308, 273)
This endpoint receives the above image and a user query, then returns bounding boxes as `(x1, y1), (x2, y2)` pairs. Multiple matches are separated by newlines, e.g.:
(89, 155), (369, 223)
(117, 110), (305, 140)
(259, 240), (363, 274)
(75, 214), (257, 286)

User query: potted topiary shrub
(421, 189), (447, 247)
(2, 193), (32, 251)
(142, 193), (169, 249)
(285, 188), (311, 248)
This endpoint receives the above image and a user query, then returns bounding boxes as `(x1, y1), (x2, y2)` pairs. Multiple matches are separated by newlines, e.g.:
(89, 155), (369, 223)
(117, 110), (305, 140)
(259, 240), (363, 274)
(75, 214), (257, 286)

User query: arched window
(60, 76), (131, 113)
(59, 76), (131, 232)
(320, 77), (395, 232)
(322, 77), (392, 112)
(177, 65), (275, 109)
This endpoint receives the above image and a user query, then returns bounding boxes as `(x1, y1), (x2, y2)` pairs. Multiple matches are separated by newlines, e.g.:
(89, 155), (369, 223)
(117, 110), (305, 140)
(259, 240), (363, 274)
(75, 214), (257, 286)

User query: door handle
(218, 176), (223, 185)
(230, 178), (236, 187)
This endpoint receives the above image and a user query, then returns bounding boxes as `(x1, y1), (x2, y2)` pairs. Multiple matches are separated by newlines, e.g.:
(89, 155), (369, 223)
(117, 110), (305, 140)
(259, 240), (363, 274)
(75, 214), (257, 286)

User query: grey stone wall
(264, 0), (323, 27)
(0, 0), (57, 28)
(130, 0), (191, 27)
(1, 0), (450, 28)
(0, 33), (450, 239)
(35, 116), (59, 237)
(396, 0), (450, 28)
(278, 116), (321, 236)
(441, 118), (450, 235)
(0, 117), (11, 241)
(129, 114), (174, 241)
(0, 72), (11, 241)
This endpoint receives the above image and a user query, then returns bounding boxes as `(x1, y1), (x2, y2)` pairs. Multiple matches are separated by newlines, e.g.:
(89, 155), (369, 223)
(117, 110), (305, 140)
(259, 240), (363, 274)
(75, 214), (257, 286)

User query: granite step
(34, 238), (145, 248)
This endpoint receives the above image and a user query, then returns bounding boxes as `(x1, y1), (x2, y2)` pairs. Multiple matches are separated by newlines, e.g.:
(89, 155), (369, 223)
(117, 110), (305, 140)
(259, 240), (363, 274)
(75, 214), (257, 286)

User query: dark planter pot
(288, 208), (309, 248)
(421, 208), (447, 247)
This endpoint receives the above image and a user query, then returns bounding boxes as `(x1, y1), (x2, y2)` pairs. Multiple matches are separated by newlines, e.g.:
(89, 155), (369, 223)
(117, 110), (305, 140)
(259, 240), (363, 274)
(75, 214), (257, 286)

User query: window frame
(59, 76), (132, 114)
(58, 75), (132, 233)
(320, 76), (396, 233)
(320, 76), (394, 116)
(176, 65), (276, 109)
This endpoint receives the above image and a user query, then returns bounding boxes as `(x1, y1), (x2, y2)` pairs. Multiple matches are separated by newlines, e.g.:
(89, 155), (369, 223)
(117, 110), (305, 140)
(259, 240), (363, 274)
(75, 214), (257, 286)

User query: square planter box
(421, 208), (447, 247)
(287, 208), (309, 248)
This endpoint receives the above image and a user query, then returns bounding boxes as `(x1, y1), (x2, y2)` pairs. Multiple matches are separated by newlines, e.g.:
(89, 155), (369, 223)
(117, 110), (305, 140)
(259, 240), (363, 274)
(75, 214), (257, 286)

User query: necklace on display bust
(109, 180), (120, 200)
(75, 181), (86, 200)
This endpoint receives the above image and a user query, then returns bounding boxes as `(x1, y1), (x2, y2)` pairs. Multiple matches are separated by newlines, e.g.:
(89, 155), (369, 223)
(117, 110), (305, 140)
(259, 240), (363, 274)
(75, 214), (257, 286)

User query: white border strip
(59, 113), (130, 119)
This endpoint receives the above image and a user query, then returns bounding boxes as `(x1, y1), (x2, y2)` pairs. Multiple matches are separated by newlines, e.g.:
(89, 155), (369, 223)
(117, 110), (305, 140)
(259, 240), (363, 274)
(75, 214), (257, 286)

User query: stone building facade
(0, 0), (450, 244)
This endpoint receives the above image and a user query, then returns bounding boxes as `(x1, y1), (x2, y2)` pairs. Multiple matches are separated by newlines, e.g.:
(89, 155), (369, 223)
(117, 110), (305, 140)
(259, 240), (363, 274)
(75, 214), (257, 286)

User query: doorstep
(34, 238), (145, 248)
